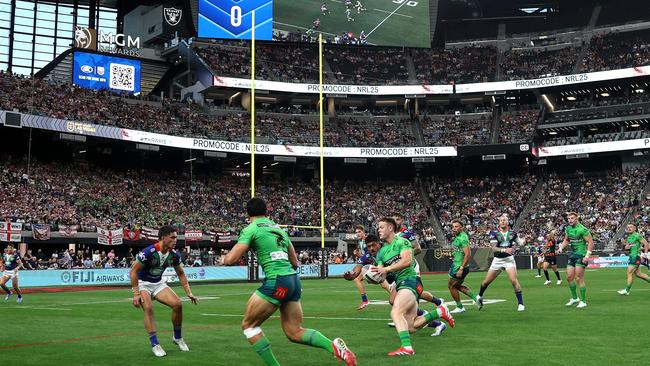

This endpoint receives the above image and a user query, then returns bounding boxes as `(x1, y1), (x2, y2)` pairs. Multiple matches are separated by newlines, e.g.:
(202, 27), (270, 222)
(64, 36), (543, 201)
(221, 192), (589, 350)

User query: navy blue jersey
(490, 229), (518, 258)
(356, 252), (376, 266)
(136, 243), (181, 283)
(2, 251), (20, 270)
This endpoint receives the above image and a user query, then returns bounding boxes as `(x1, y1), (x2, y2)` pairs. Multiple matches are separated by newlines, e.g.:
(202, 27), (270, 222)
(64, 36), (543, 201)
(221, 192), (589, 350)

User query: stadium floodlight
(566, 96), (576, 101)
(184, 158), (196, 162)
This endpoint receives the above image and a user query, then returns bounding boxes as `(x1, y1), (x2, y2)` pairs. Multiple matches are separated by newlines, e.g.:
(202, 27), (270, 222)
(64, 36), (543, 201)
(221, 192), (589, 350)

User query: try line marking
(373, 8), (413, 18)
(367, 1), (409, 36)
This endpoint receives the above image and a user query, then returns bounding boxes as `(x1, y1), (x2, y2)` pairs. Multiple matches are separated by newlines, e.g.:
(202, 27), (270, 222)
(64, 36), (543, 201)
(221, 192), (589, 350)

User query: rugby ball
(362, 265), (385, 284)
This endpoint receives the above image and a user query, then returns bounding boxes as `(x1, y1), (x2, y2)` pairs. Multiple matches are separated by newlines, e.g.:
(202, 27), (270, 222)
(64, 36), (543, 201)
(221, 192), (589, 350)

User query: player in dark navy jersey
(1, 244), (24, 303)
(130, 226), (198, 357)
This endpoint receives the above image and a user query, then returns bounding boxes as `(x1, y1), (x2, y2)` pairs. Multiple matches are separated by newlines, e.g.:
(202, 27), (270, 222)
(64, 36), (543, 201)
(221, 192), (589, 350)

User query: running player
(321, 3), (331, 15)
(353, 225), (371, 309)
(1, 244), (24, 303)
(355, 1), (366, 13)
(221, 197), (357, 366)
(617, 223), (650, 295)
(372, 217), (454, 356)
(345, 0), (352, 8)
(542, 232), (562, 285)
(476, 215), (525, 312)
(345, 8), (355, 22)
(558, 212), (593, 308)
(130, 226), (198, 357)
(447, 219), (478, 314)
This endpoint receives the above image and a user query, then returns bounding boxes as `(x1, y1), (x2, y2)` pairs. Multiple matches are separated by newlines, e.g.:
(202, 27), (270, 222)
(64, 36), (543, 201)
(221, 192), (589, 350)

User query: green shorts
(449, 266), (470, 282)
(567, 253), (587, 267)
(629, 256), (641, 267)
(396, 276), (423, 301)
(256, 274), (302, 306)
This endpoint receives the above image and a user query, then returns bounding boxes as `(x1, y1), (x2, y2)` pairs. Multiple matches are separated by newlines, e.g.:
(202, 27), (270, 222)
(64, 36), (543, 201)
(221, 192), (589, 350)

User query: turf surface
(1, 268), (648, 365)
(273, 0), (431, 48)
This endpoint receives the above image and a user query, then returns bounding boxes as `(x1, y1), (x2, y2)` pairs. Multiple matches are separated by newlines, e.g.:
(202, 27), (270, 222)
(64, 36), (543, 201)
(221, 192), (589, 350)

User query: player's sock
(554, 271), (561, 280)
(515, 291), (524, 305)
(416, 308), (425, 317)
(569, 282), (578, 299)
(423, 311), (439, 323)
(431, 297), (443, 306)
(645, 278), (650, 283)
(625, 284), (632, 292)
(579, 286), (587, 302)
(478, 284), (488, 297)
(537, 268), (541, 275)
(455, 301), (464, 309)
(398, 330), (412, 349)
(300, 329), (334, 353)
(1, 285), (10, 294)
(466, 291), (477, 302)
(252, 335), (281, 366)
(544, 270), (550, 281)
(173, 325), (182, 339)
(361, 293), (368, 302)
(149, 331), (159, 347)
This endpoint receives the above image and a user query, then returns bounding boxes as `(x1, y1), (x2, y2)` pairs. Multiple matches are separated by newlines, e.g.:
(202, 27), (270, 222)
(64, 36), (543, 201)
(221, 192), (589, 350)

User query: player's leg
(241, 292), (281, 366)
(574, 265), (587, 306)
(505, 266), (524, 310)
(380, 279), (391, 294)
(565, 261), (579, 306)
(543, 261), (551, 283)
(477, 268), (500, 308)
(389, 289), (417, 355)
(634, 265), (650, 282)
(0, 275), (11, 299)
(139, 290), (164, 356)
(419, 289), (443, 306)
(551, 262), (562, 283)
(353, 274), (369, 309)
(447, 276), (462, 310)
(11, 275), (22, 302)
(154, 286), (187, 350)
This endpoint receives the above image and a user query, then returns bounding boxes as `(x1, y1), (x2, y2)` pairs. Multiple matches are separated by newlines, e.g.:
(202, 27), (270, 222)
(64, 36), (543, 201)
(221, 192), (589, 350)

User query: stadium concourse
(2, 0), (650, 365)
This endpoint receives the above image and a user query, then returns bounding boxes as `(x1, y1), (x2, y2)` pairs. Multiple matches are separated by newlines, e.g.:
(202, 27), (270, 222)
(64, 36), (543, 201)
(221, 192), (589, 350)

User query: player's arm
(130, 261), (144, 308)
(221, 243), (249, 266)
(344, 264), (363, 281)
(15, 258), (24, 271)
(383, 249), (413, 274)
(582, 232), (594, 264)
(410, 237), (422, 255)
(460, 245), (471, 268)
(287, 243), (299, 270)
(641, 237), (650, 256)
(173, 264), (198, 305)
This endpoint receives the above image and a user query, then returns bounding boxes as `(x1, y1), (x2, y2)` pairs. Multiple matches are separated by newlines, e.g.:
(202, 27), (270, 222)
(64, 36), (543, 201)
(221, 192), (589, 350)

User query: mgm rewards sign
(74, 26), (141, 57)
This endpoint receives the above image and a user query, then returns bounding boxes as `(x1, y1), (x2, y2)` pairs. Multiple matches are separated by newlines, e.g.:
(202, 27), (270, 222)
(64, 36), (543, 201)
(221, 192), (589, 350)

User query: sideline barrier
(12, 264), (358, 287)
(587, 256), (630, 268)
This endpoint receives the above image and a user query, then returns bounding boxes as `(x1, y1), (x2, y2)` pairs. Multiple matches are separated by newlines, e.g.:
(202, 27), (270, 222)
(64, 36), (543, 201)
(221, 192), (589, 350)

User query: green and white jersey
(376, 236), (417, 283)
(238, 217), (296, 279)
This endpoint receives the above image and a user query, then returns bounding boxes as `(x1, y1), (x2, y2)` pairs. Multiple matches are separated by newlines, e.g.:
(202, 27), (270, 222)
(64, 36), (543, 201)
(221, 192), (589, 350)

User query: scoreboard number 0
(231, 5), (242, 27)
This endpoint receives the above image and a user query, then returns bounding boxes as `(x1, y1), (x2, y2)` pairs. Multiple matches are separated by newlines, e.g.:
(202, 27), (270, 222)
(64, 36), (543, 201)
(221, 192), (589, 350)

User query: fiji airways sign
(75, 26), (141, 57)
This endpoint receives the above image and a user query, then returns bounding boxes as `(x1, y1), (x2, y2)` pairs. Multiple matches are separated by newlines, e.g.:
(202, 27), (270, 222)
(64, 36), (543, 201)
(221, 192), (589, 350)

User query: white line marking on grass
(603, 288), (650, 292)
(366, 1), (409, 36)
(200, 313), (391, 321)
(14, 307), (72, 311)
(16, 296), (222, 308)
(373, 8), (413, 18)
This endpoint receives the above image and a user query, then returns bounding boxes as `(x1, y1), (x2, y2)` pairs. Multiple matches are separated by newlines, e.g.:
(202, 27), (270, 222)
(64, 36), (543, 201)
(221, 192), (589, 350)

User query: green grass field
(274, 0), (431, 48)
(1, 268), (648, 365)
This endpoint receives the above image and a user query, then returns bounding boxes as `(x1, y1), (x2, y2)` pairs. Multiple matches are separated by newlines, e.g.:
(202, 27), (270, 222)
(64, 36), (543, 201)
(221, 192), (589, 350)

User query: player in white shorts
(130, 226), (198, 357)
(1, 244), (24, 303)
(475, 215), (525, 312)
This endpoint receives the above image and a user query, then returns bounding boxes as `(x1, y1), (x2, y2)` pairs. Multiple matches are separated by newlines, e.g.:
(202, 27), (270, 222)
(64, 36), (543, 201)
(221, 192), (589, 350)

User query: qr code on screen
(109, 63), (135, 92)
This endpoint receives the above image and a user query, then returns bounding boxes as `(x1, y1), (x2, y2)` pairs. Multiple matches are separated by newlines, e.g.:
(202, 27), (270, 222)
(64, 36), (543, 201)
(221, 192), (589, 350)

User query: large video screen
(73, 51), (142, 94)
(198, 0), (431, 48)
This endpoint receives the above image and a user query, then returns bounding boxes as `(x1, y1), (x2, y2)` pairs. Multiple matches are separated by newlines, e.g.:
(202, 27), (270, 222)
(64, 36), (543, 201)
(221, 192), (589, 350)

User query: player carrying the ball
(372, 217), (454, 356)
(617, 222), (650, 295)
(558, 212), (593, 308)
(221, 197), (357, 366)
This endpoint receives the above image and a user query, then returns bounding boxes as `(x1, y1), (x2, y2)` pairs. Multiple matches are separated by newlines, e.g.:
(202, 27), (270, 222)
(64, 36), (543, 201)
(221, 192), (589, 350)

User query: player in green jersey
(221, 198), (357, 366)
(371, 217), (454, 356)
(617, 223), (650, 295)
(447, 219), (479, 314)
(558, 212), (593, 308)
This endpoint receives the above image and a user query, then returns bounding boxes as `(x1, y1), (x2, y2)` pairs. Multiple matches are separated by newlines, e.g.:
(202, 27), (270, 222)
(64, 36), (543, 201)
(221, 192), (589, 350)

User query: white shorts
(489, 256), (517, 272)
(537, 256), (544, 263)
(138, 280), (170, 298)
(2, 270), (18, 279)
(414, 260), (421, 276)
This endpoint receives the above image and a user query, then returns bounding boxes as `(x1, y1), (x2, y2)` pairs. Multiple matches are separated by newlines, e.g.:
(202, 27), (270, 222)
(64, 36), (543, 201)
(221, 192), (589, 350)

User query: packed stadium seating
(499, 109), (539, 143)
(420, 114), (492, 146)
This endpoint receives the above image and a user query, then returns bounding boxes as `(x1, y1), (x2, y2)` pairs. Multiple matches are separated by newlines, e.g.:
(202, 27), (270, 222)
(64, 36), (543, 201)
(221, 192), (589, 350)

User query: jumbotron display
(72, 51), (142, 94)
(198, 0), (431, 48)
